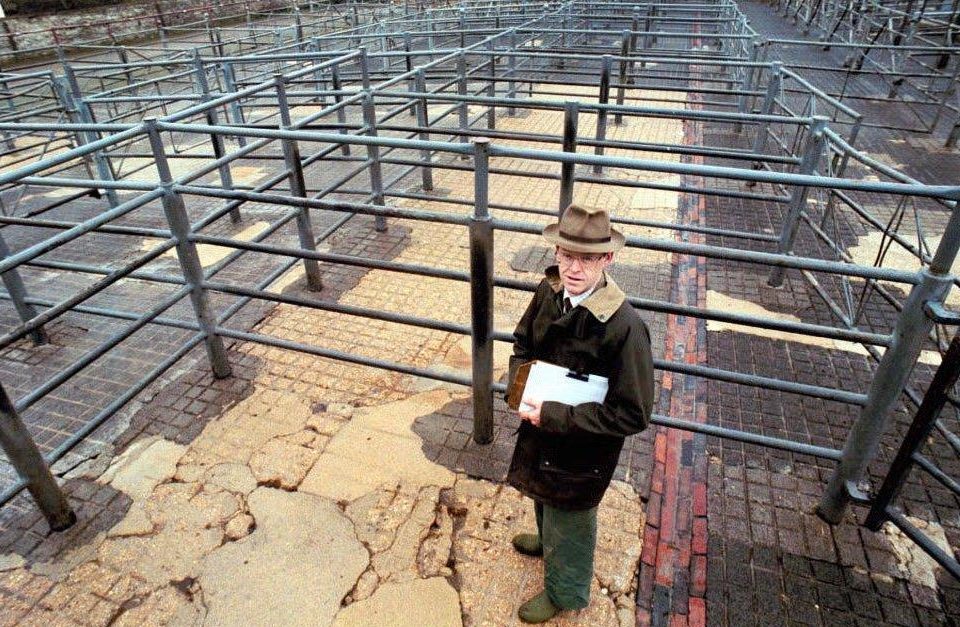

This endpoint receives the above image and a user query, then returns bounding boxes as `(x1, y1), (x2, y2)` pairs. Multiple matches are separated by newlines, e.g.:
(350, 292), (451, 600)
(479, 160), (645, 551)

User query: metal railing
(0, 1), (956, 558)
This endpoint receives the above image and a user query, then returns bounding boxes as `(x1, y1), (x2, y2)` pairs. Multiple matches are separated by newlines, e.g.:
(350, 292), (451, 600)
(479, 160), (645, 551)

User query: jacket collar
(544, 265), (625, 323)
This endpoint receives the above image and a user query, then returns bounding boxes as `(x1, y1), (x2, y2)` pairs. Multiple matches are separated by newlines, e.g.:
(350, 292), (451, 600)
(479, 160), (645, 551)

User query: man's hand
(518, 397), (542, 427)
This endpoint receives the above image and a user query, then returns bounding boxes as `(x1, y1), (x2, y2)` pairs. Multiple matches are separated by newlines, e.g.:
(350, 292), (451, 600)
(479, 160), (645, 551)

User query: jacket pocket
(538, 455), (604, 480)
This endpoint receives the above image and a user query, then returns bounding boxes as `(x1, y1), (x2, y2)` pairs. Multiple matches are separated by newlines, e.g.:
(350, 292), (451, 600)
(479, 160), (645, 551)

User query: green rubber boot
(518, 590), (559, 623)
(511, 532), (543, 557)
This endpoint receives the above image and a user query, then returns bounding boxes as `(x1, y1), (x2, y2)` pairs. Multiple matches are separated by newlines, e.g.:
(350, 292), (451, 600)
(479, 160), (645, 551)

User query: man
(506, 203), (655, 623)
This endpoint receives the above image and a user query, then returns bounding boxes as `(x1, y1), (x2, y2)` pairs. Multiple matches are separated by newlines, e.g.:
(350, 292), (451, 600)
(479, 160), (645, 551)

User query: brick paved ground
(696, 2), (960, 626)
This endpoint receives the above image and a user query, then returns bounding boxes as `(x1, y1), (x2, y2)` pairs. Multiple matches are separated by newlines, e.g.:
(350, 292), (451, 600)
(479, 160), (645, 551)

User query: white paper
(519, 361), (608, 411)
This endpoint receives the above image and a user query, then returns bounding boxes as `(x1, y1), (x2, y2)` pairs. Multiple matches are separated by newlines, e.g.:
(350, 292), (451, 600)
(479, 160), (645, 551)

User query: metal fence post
(507, 29), (518, 115)
(193, 50), (240, 223)
(310, 37), (328, 106)
(767, 115), (829, 287)
(0, 231), (48, 345)
(221, 61), (247, 148)
(615, 30), (630, 125)
(51, 78), (98, 184)
(0, 383), (75, 531)
(275, 74), (323, 291)
(819, 210), (960, 521)
(457, 51), (470, 152)
(414, 69), (434, 191)
(559, 102), (579, 213)
(470, 137), (494, 445)
(735, 37), (762, 133)
(361, 92), (388, 232)
(59, 58), (120, 208)
(594, 55), (612, 174)
(485, 38), (497, 130)
(145, 118), (232, 378)
(330, 65), (351, 157)
(403, 32), (416, 116)
(750, 62), (782, 163)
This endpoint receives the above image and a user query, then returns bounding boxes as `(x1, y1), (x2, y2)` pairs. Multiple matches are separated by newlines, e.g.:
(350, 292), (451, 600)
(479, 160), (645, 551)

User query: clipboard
(507, 360), (609, 411)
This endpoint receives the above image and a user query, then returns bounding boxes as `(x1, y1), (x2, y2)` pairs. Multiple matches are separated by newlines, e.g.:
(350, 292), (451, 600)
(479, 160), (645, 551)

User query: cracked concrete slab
(883, 516), (952, 591)
(334, 577), (463, 627)
(199, 487), (368, 627)
(300, 389), (458, 501)
(99, 435), (186, 501)
(97, 482), (240, 586)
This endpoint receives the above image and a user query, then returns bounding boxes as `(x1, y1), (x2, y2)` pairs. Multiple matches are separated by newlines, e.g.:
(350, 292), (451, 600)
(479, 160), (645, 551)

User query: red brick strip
(636, 64), (709, 627)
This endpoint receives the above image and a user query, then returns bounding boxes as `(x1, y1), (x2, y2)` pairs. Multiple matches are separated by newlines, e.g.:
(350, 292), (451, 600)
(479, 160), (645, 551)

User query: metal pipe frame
(0, 0), (957, 537)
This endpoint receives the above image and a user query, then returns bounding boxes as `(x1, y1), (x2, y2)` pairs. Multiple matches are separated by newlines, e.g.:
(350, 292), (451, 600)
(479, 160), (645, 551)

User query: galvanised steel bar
(274, 72), (324, 290)
(650, 414), (844, 460)
(0, 231), (48, 345)
(491, 217), (921, 284)
(768, 116), (830, 287)
(221, 62), (248, 148)
(153, 120), (960, 200)
(331, 66), (351, 156)
(615, 30), (630, 124)
(183, 212), (871, 407)
(145, 117), (232, 379)
(0, 293), (199, 333)
(457, 51), (470, 150)
(470, 137), (494, 444)
(13, 280), (193, 413)
(383, 184), (786, 237)
(204, 279), (472, 336)
(0, 123), (146, 189)
(0, 383), (75, 531)
(912, 452), (960, 497)
(215, 325), (475, 385)
(61, 63), (122, 209)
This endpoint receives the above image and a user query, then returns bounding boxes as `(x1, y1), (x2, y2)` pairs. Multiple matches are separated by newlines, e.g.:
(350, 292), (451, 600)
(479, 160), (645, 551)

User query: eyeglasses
(556, 249), (606, 267)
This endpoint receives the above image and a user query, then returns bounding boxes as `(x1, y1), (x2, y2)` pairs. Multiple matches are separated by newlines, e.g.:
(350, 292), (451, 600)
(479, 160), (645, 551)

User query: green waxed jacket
(506, 266), (655, 510)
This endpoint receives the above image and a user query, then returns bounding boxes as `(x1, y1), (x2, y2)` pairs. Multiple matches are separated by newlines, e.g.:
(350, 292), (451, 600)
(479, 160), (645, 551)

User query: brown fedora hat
(542, 204), (625, 254)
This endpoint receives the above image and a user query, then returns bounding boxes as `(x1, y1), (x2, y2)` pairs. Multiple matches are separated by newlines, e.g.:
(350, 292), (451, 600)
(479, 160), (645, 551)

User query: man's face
(556, 247), (613, 295)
